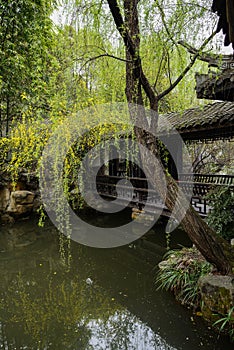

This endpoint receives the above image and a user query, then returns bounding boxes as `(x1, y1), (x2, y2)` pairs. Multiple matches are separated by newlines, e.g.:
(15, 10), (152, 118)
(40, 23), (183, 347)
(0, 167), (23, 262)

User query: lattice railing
(179, 173), (234, 185)
(88, 174), (234, 217)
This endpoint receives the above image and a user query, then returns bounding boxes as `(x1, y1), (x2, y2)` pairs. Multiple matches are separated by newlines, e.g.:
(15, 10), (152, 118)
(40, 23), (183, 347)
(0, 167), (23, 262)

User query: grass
(213, 306), (234, 342)
(155, 247), (211, 309)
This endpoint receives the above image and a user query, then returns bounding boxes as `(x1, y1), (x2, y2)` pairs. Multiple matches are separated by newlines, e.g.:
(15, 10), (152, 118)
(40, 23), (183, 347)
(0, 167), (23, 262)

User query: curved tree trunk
(107, 0), (234, 275)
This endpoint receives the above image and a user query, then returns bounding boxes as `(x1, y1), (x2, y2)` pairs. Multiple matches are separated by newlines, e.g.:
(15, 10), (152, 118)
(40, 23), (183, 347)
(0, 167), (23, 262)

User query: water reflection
(0, 219), (232, 350)
(0, 241), (173, 350)
(88, 311), (177, 350)
(1, 272), (116, 349)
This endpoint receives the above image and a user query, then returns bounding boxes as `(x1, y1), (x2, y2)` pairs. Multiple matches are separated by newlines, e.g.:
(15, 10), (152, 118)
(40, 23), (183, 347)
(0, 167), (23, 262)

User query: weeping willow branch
(155, 0), (180, 49)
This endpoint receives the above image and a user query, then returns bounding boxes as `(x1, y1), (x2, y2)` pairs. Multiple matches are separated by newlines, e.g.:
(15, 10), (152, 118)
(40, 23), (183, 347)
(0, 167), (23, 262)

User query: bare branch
(80, 53), (131, 67)
(157, 30), (218, 100)
(178, 40), (234, 66)
(166, 49), (172, 86)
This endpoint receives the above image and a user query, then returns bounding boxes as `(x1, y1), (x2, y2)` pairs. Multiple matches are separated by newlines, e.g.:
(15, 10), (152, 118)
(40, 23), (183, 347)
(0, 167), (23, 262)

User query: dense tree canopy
(0, 0), (56, 136)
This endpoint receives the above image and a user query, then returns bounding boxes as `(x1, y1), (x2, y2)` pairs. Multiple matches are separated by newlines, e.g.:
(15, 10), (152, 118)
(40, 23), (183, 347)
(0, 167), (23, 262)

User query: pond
(0, 214), (232, 350)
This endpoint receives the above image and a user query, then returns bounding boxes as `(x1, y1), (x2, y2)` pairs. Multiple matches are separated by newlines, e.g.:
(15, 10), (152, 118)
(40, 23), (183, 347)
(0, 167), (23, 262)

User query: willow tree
(58, 0), (234, 273)
(60, 0), (209, 113)
(104, 0), (234, 275)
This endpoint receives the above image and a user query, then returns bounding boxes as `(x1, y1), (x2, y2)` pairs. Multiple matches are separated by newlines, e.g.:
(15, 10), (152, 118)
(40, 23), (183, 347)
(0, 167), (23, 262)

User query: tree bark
(107, 0), (234, 274)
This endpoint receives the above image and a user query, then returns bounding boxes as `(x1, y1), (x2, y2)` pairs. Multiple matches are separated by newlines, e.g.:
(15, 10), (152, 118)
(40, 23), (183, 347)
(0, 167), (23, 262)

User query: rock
(0, 187), (10, 211)
(199, 274), (234, 322)
(11, 191), (35, 204)
(0, 214), (15, 225)
(0, 174), (40, 223)
(8, 204), (33, 216)
(7, 190), (35, 216)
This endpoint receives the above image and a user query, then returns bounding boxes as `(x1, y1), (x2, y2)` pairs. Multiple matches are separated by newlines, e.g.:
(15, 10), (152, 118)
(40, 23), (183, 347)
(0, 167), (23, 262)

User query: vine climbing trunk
(107, 0), (234, 274)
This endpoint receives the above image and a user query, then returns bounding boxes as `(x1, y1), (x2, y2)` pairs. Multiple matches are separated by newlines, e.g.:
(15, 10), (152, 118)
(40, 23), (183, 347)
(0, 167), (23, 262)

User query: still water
(0, 214), (232, 350)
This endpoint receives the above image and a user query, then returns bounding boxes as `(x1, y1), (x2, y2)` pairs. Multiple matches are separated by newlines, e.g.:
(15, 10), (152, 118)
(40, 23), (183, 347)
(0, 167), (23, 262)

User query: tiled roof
(159, 101), (234, 140)
(195, 70), (234, 101)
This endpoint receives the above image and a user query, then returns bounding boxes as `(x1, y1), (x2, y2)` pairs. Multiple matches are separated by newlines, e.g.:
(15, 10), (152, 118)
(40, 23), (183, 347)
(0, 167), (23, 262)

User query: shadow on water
(0, 213), (232, 350)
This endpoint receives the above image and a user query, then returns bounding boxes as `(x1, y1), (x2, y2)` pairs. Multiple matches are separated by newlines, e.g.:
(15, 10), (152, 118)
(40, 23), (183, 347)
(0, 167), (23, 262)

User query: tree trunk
(108, 0), (234, 275)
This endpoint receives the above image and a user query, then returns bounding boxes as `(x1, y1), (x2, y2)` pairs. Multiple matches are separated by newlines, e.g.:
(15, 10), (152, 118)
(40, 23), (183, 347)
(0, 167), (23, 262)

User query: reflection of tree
(1, 272), (176, 350)
(0, 224), (120, 349)
(0, 272), (118, 349)
(86, 310), (177, 350)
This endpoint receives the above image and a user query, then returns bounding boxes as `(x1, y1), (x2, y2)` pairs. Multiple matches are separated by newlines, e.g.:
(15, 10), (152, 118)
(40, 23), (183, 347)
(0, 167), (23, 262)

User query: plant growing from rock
(156, 247), (212, 309)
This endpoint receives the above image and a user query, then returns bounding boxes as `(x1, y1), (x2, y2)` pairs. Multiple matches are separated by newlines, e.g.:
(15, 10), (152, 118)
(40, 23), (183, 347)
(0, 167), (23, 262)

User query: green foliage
(213, 306), (234, 342)
(156, 248), (211, 309)
(0, 116), (50, 183)
(59, 0), (214, 113)
(0, 0), (57, 136)
(206, 186), (234, 241)
(0, 0), (216, 172)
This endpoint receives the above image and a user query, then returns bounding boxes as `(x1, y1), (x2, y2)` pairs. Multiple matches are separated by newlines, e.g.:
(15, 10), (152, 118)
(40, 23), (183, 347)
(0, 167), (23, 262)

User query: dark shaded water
(0, 215), (232, 350)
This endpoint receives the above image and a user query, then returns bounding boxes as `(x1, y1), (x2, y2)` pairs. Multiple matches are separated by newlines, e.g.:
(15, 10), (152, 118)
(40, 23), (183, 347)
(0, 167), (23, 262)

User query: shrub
(155, 247), (212, 309)
(206, 186), (234, 241)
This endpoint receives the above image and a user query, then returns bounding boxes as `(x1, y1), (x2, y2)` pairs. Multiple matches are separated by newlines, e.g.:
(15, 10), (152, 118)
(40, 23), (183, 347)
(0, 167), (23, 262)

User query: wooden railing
(179, 173), (234, 185)
(89, 174), (234, 217)
(94, 176), (170, 216)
